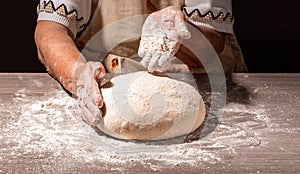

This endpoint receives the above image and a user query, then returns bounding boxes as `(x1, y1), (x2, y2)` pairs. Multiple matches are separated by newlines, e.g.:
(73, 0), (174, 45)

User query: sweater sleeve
(36, 0), (92, 37)
(183, 0), (234, 34)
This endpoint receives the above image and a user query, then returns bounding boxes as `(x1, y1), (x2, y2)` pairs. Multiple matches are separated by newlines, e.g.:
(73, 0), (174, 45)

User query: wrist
(194, 25), (225, 54)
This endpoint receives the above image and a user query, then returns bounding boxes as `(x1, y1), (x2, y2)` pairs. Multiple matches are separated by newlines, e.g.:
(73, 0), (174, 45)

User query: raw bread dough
(97, 71), (205, 140)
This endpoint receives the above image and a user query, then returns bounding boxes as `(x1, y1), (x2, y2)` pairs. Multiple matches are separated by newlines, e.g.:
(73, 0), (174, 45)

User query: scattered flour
(0, 88), (281, 171)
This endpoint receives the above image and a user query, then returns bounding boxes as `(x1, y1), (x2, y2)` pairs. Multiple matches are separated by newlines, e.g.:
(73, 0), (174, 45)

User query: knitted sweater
(37, 0), (234, 38)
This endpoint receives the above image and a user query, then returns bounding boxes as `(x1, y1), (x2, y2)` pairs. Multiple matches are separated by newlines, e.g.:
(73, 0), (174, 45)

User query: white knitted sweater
(37, 0), (233, 37)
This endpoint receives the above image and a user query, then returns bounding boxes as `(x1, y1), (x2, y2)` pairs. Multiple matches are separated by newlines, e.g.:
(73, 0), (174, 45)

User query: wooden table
(0, 73), (299, 173)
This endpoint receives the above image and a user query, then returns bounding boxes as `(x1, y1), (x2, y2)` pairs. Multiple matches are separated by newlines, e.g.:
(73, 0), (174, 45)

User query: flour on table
(0, 87), (278, 172)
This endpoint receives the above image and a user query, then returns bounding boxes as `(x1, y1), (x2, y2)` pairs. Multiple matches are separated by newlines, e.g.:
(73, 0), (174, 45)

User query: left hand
(138, 6), (191, 71)
(75, 61), (106, 126)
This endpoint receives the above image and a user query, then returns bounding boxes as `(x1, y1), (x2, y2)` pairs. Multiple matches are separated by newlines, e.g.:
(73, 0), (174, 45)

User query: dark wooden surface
(0, 73), (299, 173)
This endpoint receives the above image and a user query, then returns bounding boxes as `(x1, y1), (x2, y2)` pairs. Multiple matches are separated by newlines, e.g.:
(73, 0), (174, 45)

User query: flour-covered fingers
(79, 101), (102, 126)
(79, 89), (102, 126)
(75, 61), (106, 126)
(139, 6), (191, 71)
(140, 52), (152, 68)
(157, 53), (172, 67)
(90, 80), (103, 108)
(148, 51), (162, 70)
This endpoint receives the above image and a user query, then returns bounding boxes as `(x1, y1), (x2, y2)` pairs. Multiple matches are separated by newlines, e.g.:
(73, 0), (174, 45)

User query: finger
(138, 39), (147, 58)
(88, 62), (105, 82)
(86, 78), (103, 107)
(148, 51), (161, 70)
(81, 68), (103, 108)
(80, 101), (102, 126)
(93, 87), (103, 108)
(86, 98), (102, 119)
(167, 40), (181, 55)
(80, 90), (103, 124)
(95, 66), (106, 82)
(90, 89), (103, 108)
(140, 52), (152, 67)
(175, 13), (191, 39)
(79, 86), (99, 113)
(158, 53), (172, 67)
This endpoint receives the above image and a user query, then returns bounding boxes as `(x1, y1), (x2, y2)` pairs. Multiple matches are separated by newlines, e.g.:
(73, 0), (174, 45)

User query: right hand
(138, 6), (191, 71)
(75, 61), (106, 126)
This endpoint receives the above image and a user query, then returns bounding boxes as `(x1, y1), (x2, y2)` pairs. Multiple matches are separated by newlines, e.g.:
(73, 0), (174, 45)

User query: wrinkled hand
(138, 6), (191, 71)
(76, 61), (106, 126)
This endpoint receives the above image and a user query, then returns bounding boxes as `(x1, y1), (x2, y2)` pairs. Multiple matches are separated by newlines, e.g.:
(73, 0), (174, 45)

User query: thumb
(175, 12), (191, 39)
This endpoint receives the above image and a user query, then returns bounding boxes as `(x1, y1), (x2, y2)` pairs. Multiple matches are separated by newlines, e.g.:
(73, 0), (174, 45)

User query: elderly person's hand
(35, 21), (106, 127)
(75, 61), (106, 126)
(138, 6), (191, 71)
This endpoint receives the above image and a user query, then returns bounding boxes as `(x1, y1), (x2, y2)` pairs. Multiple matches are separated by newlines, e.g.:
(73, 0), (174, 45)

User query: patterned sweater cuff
(183, 7), (234, 34)
(36, 1), (85, 37)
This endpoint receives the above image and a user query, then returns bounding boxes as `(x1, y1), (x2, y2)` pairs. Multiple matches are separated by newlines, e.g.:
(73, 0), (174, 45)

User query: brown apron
(75, 0), (247, 74)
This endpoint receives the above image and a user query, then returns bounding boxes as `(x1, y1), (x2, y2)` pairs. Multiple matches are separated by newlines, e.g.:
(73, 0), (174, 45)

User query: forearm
(34, 21), (86, 94)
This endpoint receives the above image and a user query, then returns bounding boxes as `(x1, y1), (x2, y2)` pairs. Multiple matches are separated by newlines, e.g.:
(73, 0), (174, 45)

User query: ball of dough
(97, 71), (205, 140)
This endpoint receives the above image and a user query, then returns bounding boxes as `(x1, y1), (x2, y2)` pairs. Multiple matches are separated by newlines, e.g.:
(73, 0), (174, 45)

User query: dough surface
(97, 71), (205, 140)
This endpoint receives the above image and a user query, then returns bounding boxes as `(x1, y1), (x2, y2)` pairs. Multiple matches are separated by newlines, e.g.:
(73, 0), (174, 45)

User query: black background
(0, 1), (299, 73)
